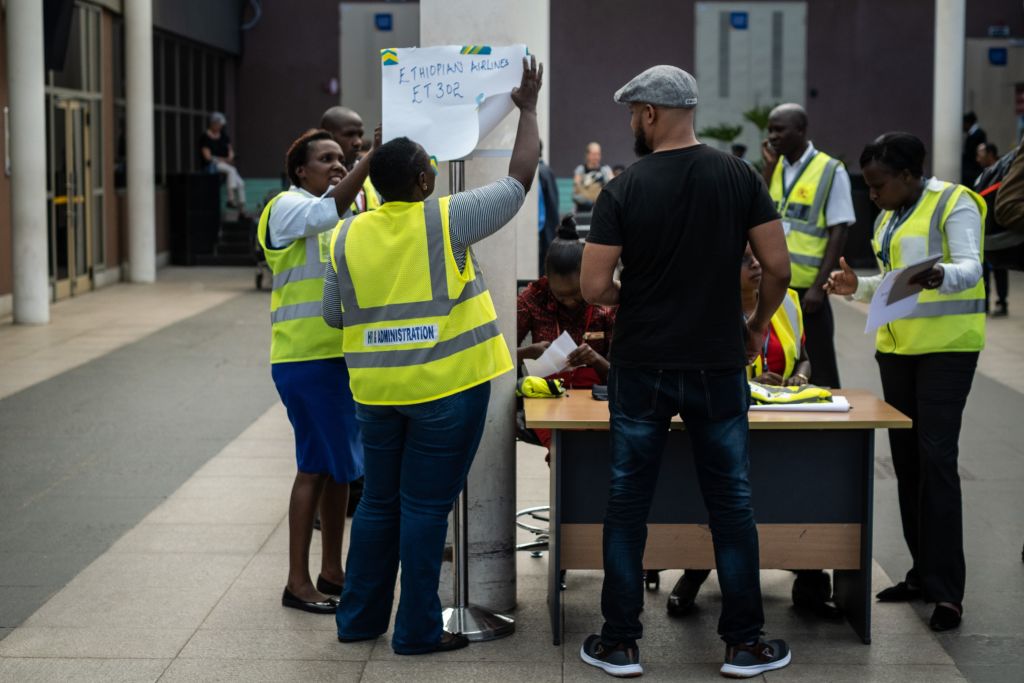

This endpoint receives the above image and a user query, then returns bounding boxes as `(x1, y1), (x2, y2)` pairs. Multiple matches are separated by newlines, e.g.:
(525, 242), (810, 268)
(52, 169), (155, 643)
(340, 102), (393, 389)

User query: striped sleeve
(448, 176), (526, 270)
(321, 262), (344, 329)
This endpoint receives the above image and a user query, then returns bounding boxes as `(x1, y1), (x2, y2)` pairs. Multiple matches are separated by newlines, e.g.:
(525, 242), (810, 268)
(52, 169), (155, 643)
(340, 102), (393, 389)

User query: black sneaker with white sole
(580, 634), (643, 677)
(720, 638), (791, 678)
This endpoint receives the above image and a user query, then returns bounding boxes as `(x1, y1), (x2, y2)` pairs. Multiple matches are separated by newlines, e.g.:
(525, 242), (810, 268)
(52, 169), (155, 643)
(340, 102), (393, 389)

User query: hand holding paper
(522, 331), (577, 378)
(865, 255), (942, 332)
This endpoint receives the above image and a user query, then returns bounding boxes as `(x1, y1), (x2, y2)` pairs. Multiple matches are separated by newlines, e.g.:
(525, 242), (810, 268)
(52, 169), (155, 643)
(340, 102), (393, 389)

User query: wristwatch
(791, 373), (810, 384)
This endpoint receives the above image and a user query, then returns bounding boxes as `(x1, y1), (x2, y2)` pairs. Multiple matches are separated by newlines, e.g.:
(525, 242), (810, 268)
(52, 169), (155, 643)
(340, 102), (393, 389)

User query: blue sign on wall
(375, 13), (393, 32)
(989, 47), (1009, 66)
(730, 12), (749, 30)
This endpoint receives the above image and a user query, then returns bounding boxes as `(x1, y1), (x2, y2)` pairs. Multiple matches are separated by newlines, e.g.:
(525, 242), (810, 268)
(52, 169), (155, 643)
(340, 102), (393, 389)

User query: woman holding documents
(825, 132), (985, 632)
(321, 57), (542, 655)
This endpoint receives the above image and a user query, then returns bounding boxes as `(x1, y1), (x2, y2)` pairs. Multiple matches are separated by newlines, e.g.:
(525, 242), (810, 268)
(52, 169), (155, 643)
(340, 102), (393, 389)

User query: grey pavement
(0, 266), (1020, 681)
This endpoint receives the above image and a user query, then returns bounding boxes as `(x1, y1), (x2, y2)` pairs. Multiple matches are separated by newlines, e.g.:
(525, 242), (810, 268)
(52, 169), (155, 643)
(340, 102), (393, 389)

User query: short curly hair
(370, 137), (429, 202)
(285, 129), (335, 188)
(859, 132), (926, 178)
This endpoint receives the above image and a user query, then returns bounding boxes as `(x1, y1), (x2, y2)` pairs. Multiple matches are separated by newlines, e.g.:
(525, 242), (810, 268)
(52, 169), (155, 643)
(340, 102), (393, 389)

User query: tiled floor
(3, 267), (1021, 681)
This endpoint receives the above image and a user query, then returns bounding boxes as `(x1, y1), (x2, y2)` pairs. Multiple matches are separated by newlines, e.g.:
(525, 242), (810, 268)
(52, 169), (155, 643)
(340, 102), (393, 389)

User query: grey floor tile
(108, 523), (277, 556)
(956, 664), (1019, 683)
(0, 626), (193, 658)
(933, 634), (1024, 669)
(23, 581), (226, 629)
(177, 629), (375, 661)
(361, 660), (562, 683)
(0, 657), (171, 683)
(68, 551), (249, 591)
(783, 633), (953, 666)
(564, 658), (740, 682)
(0, 585), (59, 628)
(761, 663), (968, 682)
(200, 586), (339, 632)
(159, 658), (364, 682)
(369, 629), (563, 663)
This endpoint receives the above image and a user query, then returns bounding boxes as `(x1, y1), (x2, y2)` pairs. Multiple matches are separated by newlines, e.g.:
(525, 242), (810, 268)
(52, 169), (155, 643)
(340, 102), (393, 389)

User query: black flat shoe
(281, 587), (338, 614)
(930, 603), (962, 631)
(876, 581), (922, 602)
(316, 575), (344, 596)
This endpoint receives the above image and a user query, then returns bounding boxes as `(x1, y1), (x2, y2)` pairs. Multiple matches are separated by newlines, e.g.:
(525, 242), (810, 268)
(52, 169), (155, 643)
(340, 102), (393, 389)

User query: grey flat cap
(613, 65), (698, 109)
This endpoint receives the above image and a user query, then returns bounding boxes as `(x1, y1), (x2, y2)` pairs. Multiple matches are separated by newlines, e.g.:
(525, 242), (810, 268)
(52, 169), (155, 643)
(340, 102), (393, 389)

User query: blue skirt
(271, 357), (364, 484)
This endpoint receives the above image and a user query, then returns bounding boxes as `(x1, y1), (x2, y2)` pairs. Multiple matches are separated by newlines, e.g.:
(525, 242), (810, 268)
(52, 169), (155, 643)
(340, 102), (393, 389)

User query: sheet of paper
(865, 270), (919, 333)
(381, 44), (527, 161)
(522, 331), (577, 378)
(749, 395), (851, 412)
(886, 254), (942, 305)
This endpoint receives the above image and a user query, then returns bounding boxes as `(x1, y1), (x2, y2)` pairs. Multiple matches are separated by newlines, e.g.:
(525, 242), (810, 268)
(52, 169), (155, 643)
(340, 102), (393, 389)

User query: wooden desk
(524, 389), (911, 646)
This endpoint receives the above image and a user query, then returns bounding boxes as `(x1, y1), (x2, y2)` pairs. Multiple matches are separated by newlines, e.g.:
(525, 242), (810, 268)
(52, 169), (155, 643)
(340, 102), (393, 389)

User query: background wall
(234, 0), (342, 178)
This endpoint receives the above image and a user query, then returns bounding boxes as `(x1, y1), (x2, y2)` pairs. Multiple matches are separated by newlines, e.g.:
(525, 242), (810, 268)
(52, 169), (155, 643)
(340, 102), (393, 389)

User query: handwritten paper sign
(381, 44), (527, 161)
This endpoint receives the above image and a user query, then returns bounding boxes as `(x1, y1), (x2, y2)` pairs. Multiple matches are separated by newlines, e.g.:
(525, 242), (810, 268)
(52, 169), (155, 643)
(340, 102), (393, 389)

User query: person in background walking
(200, 112), (246, 209)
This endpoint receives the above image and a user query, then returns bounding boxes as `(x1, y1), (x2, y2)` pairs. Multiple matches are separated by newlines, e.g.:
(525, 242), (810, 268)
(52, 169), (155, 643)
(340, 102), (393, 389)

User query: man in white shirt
(762, 104), (854, 390)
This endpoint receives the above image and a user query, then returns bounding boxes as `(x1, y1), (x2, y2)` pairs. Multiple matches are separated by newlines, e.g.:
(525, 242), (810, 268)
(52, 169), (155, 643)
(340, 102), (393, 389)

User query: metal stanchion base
(442, 604), (515, 642)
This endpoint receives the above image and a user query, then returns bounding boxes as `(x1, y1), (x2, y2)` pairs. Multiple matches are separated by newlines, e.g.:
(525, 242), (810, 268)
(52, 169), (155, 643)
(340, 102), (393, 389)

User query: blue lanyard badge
(877, 209), (910, 270)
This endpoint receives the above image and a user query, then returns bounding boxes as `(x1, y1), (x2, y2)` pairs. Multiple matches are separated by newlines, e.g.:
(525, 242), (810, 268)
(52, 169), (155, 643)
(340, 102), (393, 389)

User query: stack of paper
(749, 395), (851, 412)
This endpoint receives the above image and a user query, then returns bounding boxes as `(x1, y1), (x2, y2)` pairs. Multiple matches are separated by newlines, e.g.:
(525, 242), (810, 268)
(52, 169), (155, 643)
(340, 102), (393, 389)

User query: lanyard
(554, 305), (594, 344)
(780, 151), (818, 205)
(877, 207), (913, 270)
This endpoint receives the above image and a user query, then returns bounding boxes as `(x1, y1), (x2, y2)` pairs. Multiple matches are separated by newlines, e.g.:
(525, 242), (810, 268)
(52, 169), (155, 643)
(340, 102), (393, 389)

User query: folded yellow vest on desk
(749, 381), (833, 405)
(517, 376), (566, 398)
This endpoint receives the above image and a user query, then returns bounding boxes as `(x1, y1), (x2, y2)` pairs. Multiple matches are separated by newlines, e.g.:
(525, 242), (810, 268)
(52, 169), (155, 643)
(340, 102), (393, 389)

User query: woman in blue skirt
(256, 126), (380, 612)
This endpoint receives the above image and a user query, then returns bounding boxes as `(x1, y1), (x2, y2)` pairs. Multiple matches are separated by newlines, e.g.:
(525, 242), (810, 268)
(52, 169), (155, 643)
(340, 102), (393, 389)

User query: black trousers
(983, 262), (1009, 309)
(792, 287), (841, 388)
(876, 351), (979, 605)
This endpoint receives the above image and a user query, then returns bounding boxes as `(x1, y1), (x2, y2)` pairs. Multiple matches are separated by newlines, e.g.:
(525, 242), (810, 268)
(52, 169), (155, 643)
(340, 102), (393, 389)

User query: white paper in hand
(381, 44), (527, 161)
(522, 331), (577, 378)
(864, 255), (941, 333)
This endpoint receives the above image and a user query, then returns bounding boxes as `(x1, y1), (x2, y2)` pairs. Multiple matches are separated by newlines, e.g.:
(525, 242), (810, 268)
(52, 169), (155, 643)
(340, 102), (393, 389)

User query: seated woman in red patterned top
(517, 218), (616, 452)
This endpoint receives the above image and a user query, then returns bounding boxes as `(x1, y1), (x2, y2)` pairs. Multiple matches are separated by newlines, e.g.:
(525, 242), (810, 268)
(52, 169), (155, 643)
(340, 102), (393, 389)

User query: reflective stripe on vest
(257, 191), (343, 364)
(870, 181), (987, 355)
(749, 288), (803, 380)
(332, 197), (513, 404)
(770, 153), (841, 288)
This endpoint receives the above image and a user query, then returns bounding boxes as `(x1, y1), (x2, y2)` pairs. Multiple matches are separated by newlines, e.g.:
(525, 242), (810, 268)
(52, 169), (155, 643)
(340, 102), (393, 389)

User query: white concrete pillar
(421, 0), (550, 612)
(932, 0), (965, 182)
(6, 0), (51, 323)
(125, 0), (156, 282)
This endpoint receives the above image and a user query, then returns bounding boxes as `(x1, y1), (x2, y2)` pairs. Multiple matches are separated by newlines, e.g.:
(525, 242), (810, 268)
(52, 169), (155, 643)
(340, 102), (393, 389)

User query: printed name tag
(364, 324), (439, 347)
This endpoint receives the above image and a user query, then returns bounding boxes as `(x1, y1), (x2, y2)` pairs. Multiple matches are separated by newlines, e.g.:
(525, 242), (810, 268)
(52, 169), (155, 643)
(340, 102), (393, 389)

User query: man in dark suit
(962, 112), (987, 186)
(537, 140), (560, 275)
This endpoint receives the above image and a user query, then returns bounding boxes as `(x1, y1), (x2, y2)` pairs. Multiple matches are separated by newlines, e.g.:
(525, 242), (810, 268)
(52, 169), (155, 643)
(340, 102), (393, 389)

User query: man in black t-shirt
(577, 65), (793, 679)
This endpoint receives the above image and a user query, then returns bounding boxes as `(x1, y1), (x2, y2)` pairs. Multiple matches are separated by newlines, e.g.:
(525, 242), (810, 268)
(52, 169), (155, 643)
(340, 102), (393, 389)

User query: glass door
(49, 98), (94, 300)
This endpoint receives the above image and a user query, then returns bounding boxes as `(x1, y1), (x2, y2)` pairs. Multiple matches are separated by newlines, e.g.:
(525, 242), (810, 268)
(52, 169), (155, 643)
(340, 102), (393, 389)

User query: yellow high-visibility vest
(329, 196), (513, 405)
(257, 191), (343, 364)
(749, 288), (803, 380)
(769, 151), (842, 288)
(871, 181), (987, 355)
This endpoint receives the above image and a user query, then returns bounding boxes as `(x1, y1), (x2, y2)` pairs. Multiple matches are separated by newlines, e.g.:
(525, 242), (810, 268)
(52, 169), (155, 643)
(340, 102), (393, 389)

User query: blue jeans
(601, 366), (764, 646)
(335, 382), (490, 654)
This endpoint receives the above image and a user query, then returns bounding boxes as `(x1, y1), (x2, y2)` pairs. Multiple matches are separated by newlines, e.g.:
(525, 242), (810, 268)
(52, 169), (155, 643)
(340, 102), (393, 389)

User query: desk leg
(833, 430), (873, 644)
(548, 429), (563, 646)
